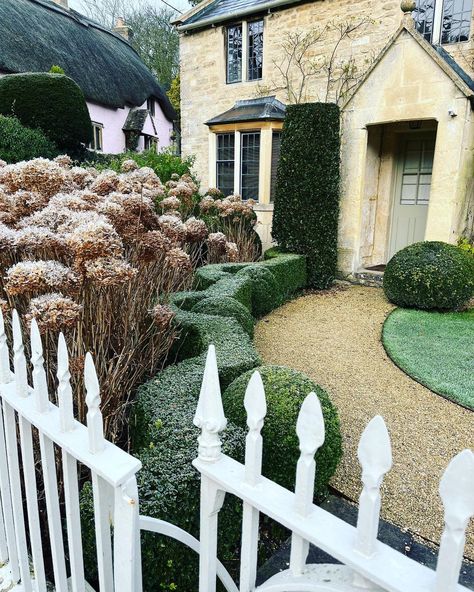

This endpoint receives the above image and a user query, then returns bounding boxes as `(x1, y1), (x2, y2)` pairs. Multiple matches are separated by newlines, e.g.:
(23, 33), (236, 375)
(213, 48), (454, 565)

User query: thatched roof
(0, 0), (176, 120)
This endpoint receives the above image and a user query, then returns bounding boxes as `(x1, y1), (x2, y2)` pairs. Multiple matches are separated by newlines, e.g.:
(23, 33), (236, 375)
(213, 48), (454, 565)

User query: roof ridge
(26, 0), (136, 52)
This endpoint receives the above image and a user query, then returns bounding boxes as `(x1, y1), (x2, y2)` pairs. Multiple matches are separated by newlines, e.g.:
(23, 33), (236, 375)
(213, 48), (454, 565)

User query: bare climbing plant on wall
(257, 17), (374, 105)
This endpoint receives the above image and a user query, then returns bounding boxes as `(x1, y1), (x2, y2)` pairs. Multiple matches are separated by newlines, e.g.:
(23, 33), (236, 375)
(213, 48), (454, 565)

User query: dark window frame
(414, 0), (472, 43)
(226, 24), (243, 84)
(240, 130), (261, 201)
(216, 132), (236, 196)
(247, 19), (264, 81)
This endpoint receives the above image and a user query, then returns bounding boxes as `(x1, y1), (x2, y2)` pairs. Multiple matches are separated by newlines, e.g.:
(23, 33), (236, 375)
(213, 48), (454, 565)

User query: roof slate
(206, 96), (286, 125)
(185, 0), (302, 26)
(0, 0), (176, 120)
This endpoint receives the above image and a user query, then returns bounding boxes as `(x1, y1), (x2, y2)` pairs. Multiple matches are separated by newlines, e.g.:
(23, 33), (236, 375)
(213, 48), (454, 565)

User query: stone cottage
(174, 0), (474, 276)
(0, 0), (177, 154)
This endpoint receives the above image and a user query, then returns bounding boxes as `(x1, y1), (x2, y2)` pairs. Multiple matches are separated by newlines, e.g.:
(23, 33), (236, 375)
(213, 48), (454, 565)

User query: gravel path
(255, 285), (474, 559)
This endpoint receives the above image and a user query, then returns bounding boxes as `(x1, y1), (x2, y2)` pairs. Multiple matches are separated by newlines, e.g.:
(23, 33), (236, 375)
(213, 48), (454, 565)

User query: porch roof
(206, 96), (286, 126)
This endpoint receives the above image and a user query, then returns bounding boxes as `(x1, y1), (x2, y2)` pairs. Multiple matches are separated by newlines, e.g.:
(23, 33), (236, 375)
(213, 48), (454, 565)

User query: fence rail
(0, 306), (471, 592)
(193, 345), (474, 592)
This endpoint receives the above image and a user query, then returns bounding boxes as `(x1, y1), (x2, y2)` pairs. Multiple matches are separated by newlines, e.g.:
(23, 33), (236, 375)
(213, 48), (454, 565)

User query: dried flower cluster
(0, 157), (245, 441)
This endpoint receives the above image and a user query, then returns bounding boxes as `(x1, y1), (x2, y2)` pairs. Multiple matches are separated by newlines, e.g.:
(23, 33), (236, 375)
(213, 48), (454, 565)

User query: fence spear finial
(194, 345), (227, 462)
(435, 449), (474, 592)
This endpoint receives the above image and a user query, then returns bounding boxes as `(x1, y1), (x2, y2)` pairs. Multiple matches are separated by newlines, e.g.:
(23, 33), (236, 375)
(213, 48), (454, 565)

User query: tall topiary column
(272, 103), (340, 288)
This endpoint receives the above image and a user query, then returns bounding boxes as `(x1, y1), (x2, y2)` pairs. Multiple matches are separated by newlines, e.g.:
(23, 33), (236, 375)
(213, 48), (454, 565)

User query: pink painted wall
(0, 72), (173, 154)
(87, 100), (173, 154)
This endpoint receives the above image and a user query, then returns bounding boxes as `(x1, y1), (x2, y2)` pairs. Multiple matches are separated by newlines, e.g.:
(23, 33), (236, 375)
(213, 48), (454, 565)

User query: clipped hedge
(384, 241), (474, 310)
(192, 296), (255, 337)
(272, 103), (340, 289)
(119, 252), (308, 591)
(0, 115), (58, 163)
(223, 366), (342, 500)
(0, 73), (92, 152)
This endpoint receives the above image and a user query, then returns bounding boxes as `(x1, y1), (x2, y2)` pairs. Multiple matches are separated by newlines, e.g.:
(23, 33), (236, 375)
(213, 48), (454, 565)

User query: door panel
(388, 134), (435, 260)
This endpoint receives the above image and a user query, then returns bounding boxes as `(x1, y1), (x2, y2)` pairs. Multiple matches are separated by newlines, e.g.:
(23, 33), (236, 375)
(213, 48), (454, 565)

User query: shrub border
(125, 251), (307, 590)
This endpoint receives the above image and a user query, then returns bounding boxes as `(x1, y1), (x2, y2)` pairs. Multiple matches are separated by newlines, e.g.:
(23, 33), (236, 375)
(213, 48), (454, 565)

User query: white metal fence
(193, 345), (474, 592)
(0, 308), (471, 592)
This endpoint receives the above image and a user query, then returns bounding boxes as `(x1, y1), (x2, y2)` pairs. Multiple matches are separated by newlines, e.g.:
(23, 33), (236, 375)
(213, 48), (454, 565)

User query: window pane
(414, 0), (436, 41)
(270, 131), (282, 202)
(241, 132), (260, 201)
(441, 0), (472, 42)
(227, 25), (242, 83)
(216, 133), (235, 196)
(248, 20), (264, 81)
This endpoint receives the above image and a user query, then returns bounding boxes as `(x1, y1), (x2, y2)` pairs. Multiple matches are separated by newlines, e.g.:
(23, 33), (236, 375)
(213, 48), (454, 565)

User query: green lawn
(383, 308), (474, 410)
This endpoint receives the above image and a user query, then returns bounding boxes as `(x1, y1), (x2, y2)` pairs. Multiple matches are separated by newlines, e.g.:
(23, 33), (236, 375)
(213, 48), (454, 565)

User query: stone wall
(179, 0), (474, 191)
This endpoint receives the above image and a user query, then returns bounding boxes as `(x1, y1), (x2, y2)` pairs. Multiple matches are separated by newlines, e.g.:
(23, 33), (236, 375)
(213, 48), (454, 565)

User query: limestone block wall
(179, 0), (474, 192)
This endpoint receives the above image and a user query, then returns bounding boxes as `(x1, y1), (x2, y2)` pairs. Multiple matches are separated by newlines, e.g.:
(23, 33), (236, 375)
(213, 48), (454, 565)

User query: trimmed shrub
(223, 366), (342, 501)
(126, 252), (309, 590)
(192, 296), (255, 337)
(0, 73), (92, 151)
(264, 248), (307, 299)
(0, 115), (58, 163)
(272, 103), (340, 289)
(236, 265), (282, 317)
(82, 358), (246, 592)
(383, 241), (474, 310)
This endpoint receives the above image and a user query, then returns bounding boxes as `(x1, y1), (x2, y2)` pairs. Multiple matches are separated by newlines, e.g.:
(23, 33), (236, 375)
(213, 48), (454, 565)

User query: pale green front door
(388, 134), (435, 260)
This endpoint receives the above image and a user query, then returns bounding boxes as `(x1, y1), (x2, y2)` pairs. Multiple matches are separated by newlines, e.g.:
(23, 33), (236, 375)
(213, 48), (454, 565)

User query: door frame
(386, 130), (437, 261)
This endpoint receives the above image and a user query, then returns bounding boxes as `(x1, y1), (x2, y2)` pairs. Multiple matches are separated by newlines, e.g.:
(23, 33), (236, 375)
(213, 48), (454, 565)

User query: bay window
(414, 0), (472, 43)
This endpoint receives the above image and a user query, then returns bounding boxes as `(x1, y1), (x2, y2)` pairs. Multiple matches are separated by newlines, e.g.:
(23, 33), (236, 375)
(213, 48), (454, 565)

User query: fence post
(435, 450), (474, 592)
(289, 393), (325, 576)
(58, 333), (86, 592)
(86, 352), (114, 592)
(194, 346), (227, 592)
(240, 371), (266, 592)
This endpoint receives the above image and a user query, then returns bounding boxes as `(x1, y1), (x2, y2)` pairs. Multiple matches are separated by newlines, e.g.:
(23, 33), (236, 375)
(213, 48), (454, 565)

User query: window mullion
(242, 21), (249, 82)
(234, 131), (242, 195)
(432, 0), (442, 44)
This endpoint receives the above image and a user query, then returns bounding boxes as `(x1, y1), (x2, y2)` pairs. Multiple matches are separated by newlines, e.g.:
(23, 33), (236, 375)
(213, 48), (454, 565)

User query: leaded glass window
(248, 20), (264, 81)
(226, 25), (242, 83)
(441, 0), (472, 42)
(216, 133), (235, 197)
(414, 0), (472, 42)
(414, 0), (436, 41)
(240, 132), (261, 201)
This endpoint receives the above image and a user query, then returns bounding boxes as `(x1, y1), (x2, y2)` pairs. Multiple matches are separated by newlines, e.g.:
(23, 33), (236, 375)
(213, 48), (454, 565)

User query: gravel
(255, 285), (474, 559)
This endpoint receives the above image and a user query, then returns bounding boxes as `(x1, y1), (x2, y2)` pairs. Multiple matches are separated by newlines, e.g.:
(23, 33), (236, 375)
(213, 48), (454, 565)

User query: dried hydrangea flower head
(26, 293), (82, 334)
(0, 159), (67, 197)
(138, 230), (172, 262)
(121, 159), (139, 173)
(225, 242), (239, 262)
(54, 155), (73, 169)
(206, 188), (224, 198)
(0, 160), (6, 169)
(150, 304), (175, 330)
(90, 170), (119, 195)
(84, 257), (138, 287)
(5, 261), (80, 296)
(185, 217), (208, 242)
(199, 196), (216, 213)
(164, 247), (192, 277)
(160, 196), (181, 211)
(159, 215), (187, 243)
(64, 217), (123, 261)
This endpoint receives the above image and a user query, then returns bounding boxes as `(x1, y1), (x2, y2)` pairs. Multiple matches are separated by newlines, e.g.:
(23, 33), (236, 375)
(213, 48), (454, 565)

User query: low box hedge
(83, 252), (309, 591)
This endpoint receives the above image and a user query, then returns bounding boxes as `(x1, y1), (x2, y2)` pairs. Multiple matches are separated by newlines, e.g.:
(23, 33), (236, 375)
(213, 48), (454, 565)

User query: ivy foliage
(0, 73), (92, 152)
(272, 103), (341, 288)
